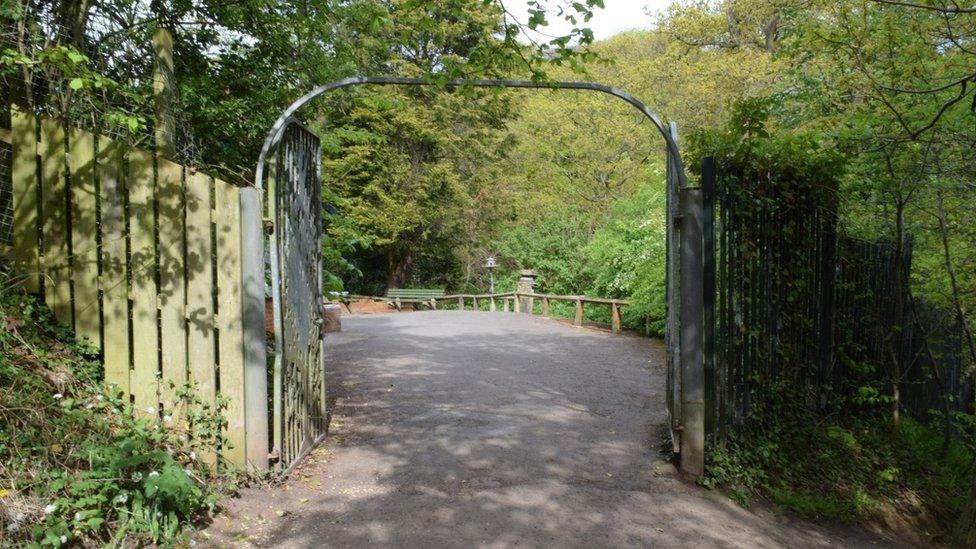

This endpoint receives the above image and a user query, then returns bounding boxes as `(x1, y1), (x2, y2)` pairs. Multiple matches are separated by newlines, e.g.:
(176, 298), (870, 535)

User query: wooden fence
(3, 108), (267, 470)
(345, 291), (631, 334)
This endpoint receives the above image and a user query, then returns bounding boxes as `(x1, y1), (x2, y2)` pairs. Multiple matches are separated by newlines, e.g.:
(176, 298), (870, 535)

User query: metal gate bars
(268, 119), (328, 472)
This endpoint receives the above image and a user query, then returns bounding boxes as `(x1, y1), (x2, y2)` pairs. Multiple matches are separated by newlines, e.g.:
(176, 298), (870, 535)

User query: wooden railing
(342, 291), (630, 334)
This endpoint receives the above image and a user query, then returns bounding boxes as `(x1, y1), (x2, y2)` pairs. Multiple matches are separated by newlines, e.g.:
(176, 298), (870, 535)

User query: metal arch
(256, 75), (696, 474)
(254, 76), (690, 191)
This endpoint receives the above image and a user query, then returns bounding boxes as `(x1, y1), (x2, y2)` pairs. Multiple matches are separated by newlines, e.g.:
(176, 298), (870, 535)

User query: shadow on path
(202, 311), (907, 548)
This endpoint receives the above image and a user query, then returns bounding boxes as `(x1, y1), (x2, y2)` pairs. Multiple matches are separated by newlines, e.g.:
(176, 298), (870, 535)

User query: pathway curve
(202, 311), (905, 548)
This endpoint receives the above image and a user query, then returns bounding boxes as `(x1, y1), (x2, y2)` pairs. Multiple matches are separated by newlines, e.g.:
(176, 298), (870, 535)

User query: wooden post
(458, 296), (463, 309)
(574, 299), (584, 327)
(430, 298), (437, 310)
(612, 303), (621, 335)
(514, 294), (521, 313)
(503, 298), (509, 312)
(395, 297), (401, 311)
(679, 186), (705, 478)
(473, 296), (479, 310)
(153, 28), (177, 159)
(241, 188), (269, 471)
(542, 297), (550, 317)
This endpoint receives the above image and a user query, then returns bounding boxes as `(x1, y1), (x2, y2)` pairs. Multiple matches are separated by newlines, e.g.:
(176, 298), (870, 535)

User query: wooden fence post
(457, 296), (464, 310)
(514, 294), (521, 313)
(473, 296), (478, 310)
(574, 299), (584, 326)
(503, 298), (510, 312)
(490, 296), (496, 311)
(153, 28), (177, 159)
(241, 188), (269, 471)
(612, 303), (621, 334)
(542, 297), (550, 317)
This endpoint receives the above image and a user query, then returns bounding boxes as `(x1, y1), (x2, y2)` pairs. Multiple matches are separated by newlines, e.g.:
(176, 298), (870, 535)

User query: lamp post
(486, 256), (496, 295)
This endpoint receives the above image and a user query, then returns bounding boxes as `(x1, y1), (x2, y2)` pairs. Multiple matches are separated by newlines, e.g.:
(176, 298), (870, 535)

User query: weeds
(0, 289), (233, 547)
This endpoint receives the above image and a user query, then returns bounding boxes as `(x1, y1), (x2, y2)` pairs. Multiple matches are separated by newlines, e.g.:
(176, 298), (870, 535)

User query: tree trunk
(888, 199), (907, 427)
(936, 191), (976, 366)
(386, 247), (413, 289)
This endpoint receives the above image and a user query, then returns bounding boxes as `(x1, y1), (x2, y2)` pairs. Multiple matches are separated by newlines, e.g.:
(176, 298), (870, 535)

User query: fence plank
(10, 108), (39, 292)
(184, 171), (216, 467)
(99, 138), (130, 397)
(128, 148), (159, 411)
(215, 179), (247, 466)
(157, 157), (187, 414)
(68, 128), (100, 348)
(39, 119), (71, 324)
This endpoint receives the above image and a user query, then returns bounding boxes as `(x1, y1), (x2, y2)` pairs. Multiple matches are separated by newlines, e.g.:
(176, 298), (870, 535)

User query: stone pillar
(517, 269), (537, 314)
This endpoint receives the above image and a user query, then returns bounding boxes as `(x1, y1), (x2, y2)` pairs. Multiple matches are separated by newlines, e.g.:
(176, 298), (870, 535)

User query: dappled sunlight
(204, 311), (900, 548)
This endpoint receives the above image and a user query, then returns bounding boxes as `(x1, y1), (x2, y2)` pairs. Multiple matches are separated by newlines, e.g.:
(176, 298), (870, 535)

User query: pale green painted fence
(3, 108), (268, 471)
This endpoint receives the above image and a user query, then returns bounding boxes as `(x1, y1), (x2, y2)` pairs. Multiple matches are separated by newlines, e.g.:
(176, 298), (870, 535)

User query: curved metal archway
(255, 76), (701, 476)
(255, 76), (688, 189)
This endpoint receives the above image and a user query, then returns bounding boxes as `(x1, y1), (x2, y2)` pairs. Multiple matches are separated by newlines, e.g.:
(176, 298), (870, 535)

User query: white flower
(163, 414), (173, 423)
(148, 470), (160, 477)
(60, 535), (67, 543)
(44, 504), (57, 515)
(85, 402), (94, 409)
(7, 522), (20, 533)
(156, 511), (162, 518)
(190, 451), (197, 461)
(115, 494), (128, 504)
(96, 394), (103, 401)
(131, 472), (143, 482)
(74, 512), (81, 521)
(146, 406), (156, 415)
(53, 393), (63, 400)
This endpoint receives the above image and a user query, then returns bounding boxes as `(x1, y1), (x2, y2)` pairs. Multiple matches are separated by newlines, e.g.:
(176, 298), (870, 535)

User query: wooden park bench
(385, 288), (445, 311)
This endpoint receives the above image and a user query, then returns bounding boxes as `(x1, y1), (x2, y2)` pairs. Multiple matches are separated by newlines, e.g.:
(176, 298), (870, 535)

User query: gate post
(679, 186), (705, 478)
(517, 270), (537, 313)
(240, 188), (269, 471)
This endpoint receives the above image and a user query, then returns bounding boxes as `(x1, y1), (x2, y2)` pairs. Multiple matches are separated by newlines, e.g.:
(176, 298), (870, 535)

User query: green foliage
(582, 181), (667, 333)
(0, 290), (231, 547)
(701, 383), (975, 535)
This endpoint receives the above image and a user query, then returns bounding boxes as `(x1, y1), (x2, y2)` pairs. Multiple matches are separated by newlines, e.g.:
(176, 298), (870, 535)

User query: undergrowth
(700, 383), (976, 544)
(0, 288), (236, 547)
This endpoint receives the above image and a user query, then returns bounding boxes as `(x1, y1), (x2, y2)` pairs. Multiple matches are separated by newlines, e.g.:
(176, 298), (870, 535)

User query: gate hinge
(263, 218), (274, 235)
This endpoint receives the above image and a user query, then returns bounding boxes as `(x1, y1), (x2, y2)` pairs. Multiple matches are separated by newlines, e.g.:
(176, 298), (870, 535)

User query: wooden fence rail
(3, 108), (266, 470)
(342, 291), (630, 334)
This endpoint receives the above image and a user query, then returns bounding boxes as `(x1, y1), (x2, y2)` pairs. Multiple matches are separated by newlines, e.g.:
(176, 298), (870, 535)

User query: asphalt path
(203, 311), (906, 548)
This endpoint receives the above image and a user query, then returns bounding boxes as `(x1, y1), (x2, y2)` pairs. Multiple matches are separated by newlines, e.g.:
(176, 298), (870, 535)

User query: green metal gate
(267, 119), (327, 473)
